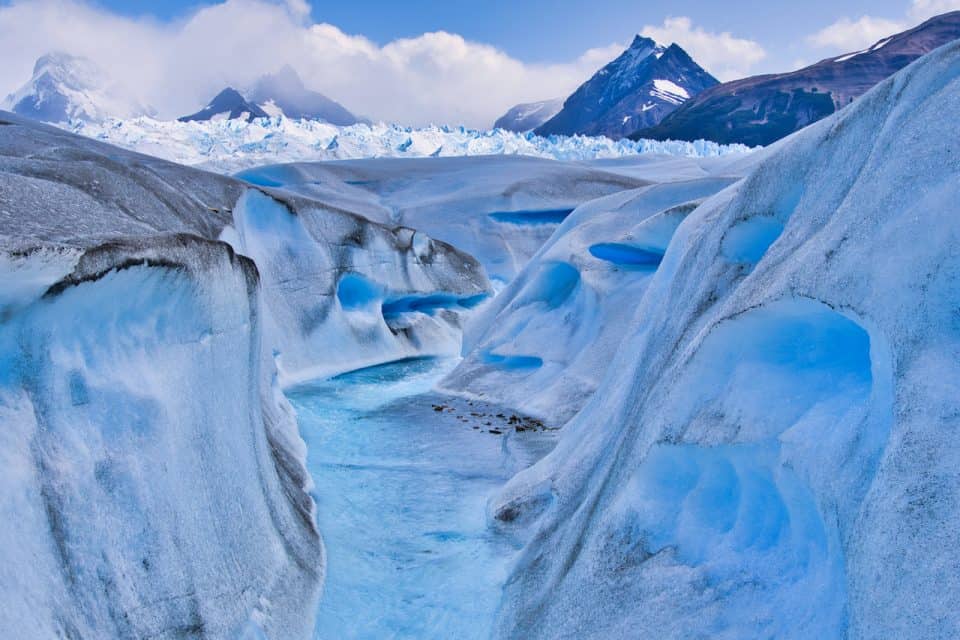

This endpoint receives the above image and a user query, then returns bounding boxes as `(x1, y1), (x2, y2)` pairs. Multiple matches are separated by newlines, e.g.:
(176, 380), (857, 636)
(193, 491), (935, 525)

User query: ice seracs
(68, 116), (753, 173)
(487, 38), (960, 640)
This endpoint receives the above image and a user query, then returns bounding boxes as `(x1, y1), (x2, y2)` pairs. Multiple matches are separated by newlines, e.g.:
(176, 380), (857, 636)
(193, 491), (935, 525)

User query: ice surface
(234, 156), (648, 284)
(442, 176), (741, 423)
(0, 236), (322, 638)
(66, 116), (753, 173)
(487, 40), (960, 639)
(287, 358), (555, 639)
(0, 111), (494, 638)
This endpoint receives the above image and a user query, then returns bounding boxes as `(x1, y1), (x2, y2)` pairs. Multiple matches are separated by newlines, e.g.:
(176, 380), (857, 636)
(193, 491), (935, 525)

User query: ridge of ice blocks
(67, 117), (755, 173)
(488, 40), (960, 640)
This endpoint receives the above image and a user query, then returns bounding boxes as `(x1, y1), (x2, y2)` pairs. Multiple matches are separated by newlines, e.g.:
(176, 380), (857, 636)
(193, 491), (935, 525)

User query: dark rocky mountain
(178, 87), (268, 123)
(493, 98), (563, 132)
(248, 65), (358, 125)
(632, 11), (960, 146)
(535, 35), (718, 140)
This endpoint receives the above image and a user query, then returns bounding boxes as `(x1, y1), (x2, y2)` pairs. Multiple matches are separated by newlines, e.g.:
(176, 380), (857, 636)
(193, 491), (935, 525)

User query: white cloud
(910, 0), (960, 20)
(807, 1), (960, 55)
(0, 0), (624, 128)
(640, 16), (766, 81)
(807, 15), (905, 51)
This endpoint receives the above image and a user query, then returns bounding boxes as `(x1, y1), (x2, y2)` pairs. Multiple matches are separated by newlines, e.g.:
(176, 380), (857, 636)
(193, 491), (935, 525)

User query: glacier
(0, 111), (491, 637)
(233, 156), (652, 283)
(65, 116), (753, 173)
(2, 34), (959, 640)
(483, 39), (960, 640)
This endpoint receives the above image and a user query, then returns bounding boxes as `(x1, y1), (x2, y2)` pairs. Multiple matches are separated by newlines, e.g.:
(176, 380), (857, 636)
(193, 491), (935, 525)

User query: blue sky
(88, 0), (912, 66)
(0, 0), (954, 126)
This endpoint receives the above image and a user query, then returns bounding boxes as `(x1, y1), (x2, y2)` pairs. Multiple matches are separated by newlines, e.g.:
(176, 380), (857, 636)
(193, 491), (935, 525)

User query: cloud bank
(0, 0), (766, 127)
(807, 0), (960, 53)
(641, 17), (767, 81)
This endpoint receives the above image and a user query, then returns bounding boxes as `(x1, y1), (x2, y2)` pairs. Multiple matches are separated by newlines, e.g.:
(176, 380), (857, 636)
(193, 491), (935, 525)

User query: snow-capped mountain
(179, 68), (358, 125)
(2, 52), (153, 123)
(635, 11), (960, 146)
(493, 98), (563, 132)
(178, 87), (269, 122)
(535, 35), (718, 139)
(248, 65), (358, 125)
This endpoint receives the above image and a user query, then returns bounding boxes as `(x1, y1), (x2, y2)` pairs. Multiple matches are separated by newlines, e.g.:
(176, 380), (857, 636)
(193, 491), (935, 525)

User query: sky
(0, 0), (958, 127)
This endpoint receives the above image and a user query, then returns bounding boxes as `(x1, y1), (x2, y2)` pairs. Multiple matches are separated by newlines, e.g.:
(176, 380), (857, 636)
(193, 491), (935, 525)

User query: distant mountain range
(531, 35), (718, 139)
(633, 11), (960, 146)
(3, 54), (358, 127)
(181, 66), (360, 125)
(2, 52), (153, 123)
(493, 98), (563, 132)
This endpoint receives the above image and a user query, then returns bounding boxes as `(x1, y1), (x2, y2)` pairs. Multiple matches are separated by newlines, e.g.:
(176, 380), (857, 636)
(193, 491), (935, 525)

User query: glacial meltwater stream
(287, 358), (556, 639)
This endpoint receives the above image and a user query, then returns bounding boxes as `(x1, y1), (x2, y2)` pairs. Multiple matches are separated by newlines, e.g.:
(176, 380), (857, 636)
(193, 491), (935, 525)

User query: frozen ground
(287, 358), (555, 640)
(67, 116), (753, 173)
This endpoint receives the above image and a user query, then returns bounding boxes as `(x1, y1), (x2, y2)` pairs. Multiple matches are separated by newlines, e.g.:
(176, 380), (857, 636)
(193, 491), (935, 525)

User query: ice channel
(287, 357), (556, 639)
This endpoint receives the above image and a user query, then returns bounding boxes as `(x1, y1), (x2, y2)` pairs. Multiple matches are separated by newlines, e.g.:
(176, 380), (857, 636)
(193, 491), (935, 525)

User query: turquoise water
(287, 358), (554, 639)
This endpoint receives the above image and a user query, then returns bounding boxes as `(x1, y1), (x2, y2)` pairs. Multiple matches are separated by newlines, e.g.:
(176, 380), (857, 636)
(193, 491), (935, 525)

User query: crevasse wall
(0, 236), (323, 638)
(490, 40), (960, 640)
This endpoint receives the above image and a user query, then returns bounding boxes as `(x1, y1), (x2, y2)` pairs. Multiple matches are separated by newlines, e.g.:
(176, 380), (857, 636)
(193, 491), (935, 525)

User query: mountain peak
(534, 35), (717, 139)
(4, 51), (152, 123)
(179, 87), (268, 123)
(629, 34), (659, 50)
(248, 68), (358, 125)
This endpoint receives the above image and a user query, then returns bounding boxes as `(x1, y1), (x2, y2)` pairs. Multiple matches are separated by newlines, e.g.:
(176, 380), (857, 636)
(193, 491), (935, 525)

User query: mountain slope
(491, 38), (960, 640)
(633, 11), (960, 146)
(249, 65), (358, 125)
(2, 52), (152, 123)
(493, 98), (563, 132)
(536, 36), (718, 139)
(178, 87), (269, 123)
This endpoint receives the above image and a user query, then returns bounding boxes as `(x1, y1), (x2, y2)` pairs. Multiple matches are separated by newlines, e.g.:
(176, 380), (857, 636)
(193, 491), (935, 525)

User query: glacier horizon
(65, 115), (754, 173)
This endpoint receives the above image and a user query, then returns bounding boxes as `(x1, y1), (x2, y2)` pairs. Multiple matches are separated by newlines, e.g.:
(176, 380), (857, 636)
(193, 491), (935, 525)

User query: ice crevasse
(488, 40), (960, 640)
(0, 112), (491, 637)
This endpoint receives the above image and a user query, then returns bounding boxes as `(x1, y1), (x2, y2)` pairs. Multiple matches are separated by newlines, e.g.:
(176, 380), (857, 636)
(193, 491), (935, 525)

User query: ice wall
(0, 236), (322, 638)
(442, 176), (740, 423)
(223, 188), (490, 383)
(490, 41), (960, 640)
